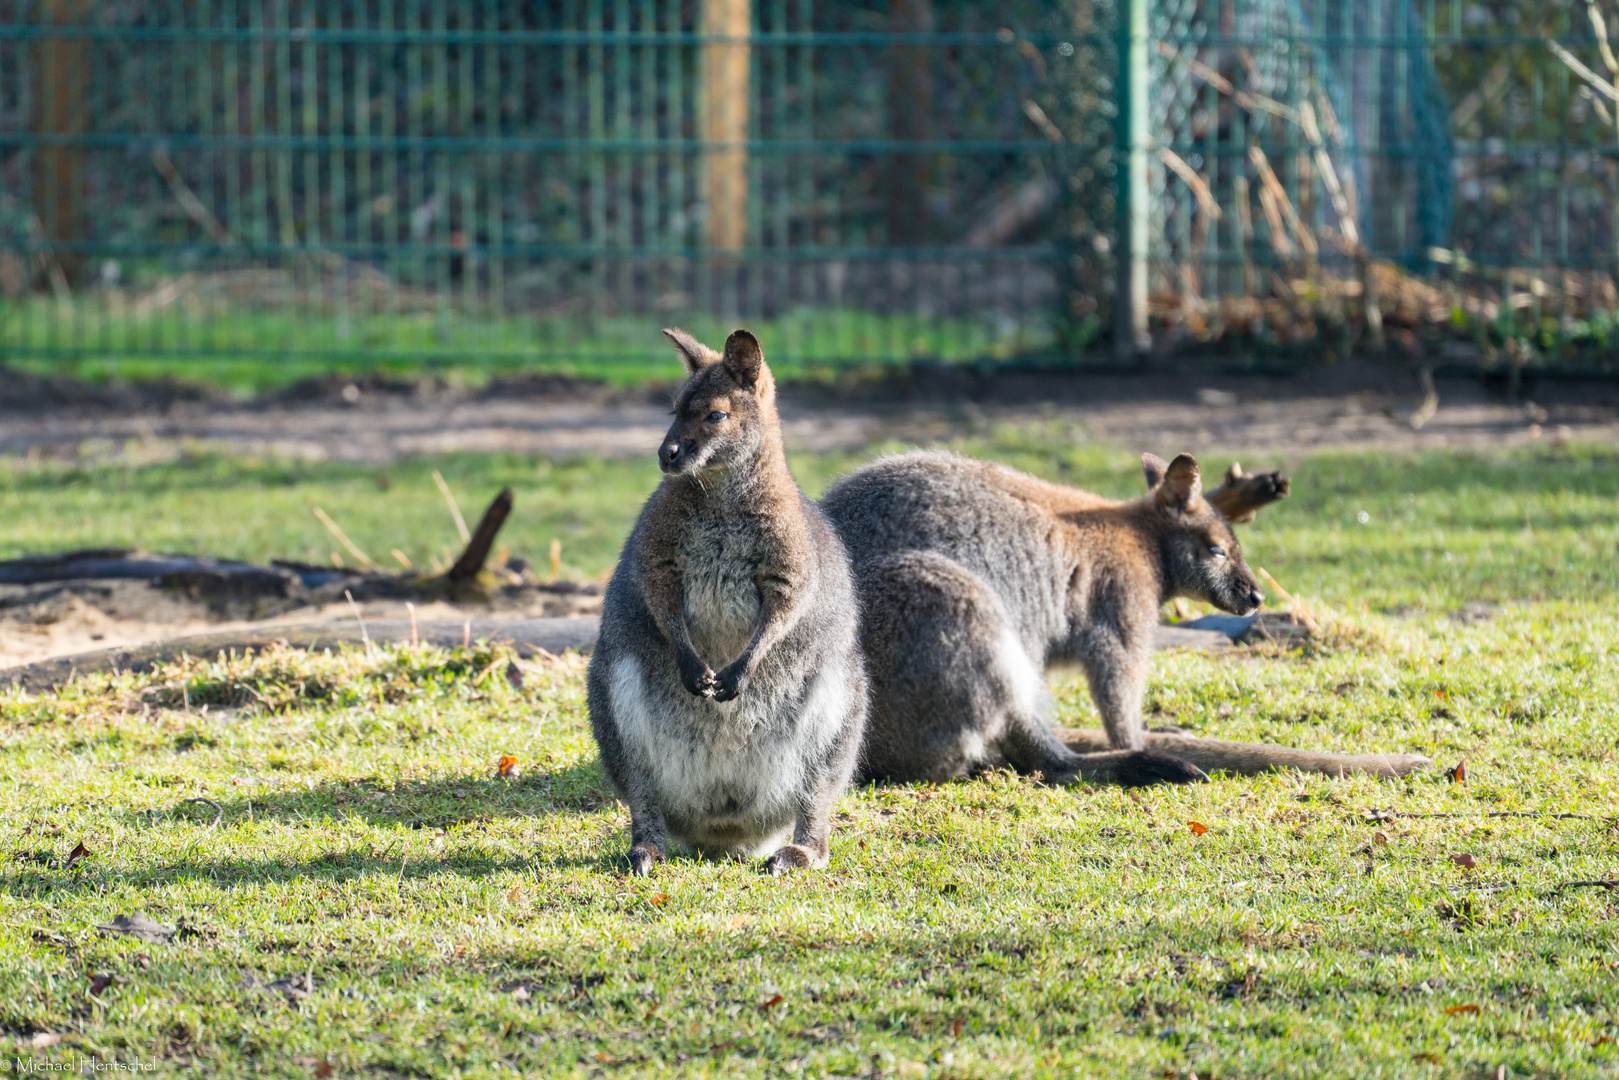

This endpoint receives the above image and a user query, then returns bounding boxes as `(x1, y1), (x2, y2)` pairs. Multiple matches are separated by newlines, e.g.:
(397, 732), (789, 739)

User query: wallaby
(820, 450), (1429, 786)
(586, 328), (867, 876)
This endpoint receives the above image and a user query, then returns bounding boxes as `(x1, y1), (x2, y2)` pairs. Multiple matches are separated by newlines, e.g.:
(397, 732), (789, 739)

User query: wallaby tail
(1054, 727), (1430, 780)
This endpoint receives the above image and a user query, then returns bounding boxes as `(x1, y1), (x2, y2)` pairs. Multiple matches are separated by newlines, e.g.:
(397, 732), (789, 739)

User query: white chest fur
(606, 652), (851, 857)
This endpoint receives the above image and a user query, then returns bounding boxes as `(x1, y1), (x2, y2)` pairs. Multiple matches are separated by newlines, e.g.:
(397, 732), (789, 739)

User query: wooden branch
(151, 146), (234, 246)
(446, 487), (515, 583)
(1204, 462), (1290, 524)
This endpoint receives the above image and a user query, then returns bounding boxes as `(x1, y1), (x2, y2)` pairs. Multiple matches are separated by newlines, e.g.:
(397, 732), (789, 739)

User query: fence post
(1114, 0), (1150, 356)
(31, 0), (90, 290)
(703, 0), (751, 251)
(887, 0), (932, 246)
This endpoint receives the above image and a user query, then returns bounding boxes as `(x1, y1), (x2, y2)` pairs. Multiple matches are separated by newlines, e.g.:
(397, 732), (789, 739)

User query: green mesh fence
(1, 1), (1616, 376)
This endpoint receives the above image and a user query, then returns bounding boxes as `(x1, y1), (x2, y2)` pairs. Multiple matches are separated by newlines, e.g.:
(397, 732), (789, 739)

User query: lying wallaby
(820, 450), (1429, 786)
(586, 328), (867, 876)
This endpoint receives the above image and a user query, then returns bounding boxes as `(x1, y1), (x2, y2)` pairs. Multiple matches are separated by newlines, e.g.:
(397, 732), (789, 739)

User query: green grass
(5, 430), (1617, 609)
(2, 438), (1618, 1076)
(1, 304), (1053, 395)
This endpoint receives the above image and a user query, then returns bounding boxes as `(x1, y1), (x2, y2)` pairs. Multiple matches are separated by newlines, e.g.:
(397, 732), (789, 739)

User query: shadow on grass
(2, 761), (627, 896)
(149, 758), (616, 829)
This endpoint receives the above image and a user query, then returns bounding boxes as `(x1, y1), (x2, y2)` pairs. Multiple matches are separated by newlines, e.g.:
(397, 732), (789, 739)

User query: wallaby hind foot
(761, 840), (828, 876)
(1056, 728), (1431, 779)
(628, 841), (664, 878)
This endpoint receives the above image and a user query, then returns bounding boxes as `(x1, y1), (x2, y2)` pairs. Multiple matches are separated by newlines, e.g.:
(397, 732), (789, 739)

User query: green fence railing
(1, 1), (1617, 378)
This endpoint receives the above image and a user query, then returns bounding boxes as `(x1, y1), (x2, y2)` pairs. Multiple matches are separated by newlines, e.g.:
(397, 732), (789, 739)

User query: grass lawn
(1, 305), (1052, 396)
(1, 435), (1618, 1077)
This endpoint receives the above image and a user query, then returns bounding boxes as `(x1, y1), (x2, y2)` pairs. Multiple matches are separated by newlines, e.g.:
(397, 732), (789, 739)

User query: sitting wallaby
(586, 328), (867, 876)
(820, 450), (1429, 786)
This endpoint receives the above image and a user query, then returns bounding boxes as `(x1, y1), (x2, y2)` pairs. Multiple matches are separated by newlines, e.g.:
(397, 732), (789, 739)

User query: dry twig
(311, 506), (381, 573)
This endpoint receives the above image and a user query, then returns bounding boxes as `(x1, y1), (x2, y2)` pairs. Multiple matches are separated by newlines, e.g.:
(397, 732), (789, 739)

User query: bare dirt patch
(3, 364), (1615, 466)
(0, 575), (600, 670)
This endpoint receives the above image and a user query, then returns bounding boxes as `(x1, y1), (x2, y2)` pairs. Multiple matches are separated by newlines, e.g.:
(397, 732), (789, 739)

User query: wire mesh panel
(3, 1), (1619, 375)
(1148, 0), (1619, 372)
(0, 0), (1085, 375)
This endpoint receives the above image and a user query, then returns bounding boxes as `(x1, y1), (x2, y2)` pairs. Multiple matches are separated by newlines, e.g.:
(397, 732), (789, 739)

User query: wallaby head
(657, 327), (776, 477)
(1141, 451), (1265, 616)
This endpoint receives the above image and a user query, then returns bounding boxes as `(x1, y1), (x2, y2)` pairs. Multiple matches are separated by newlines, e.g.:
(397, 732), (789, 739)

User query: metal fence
(1, 1), (1617, 375)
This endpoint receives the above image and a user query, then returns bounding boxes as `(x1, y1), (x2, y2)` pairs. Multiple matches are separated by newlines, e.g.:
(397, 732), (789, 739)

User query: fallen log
(1055, 727), (1430, 779)
(0, 549), (326, 592)
(0, 488), (534, 618)
(1, 616), (601, 693)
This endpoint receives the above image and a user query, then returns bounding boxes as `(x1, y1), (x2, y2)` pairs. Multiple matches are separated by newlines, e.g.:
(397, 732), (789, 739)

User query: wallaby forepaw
(761, 843), (821, 877)
(628, 842), (664, 877)
(1117, 750), (1209, 787)
(679, 663), (719, 699)
(712, 663), (750, 702)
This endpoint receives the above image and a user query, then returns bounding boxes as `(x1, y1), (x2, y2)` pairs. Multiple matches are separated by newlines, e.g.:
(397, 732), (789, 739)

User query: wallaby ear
(721, 328), (765, 388)
(661, 327), (717, 375)
(1223, 461), (1245, 484)
(1142, 452), (1170, 490)
(1157, 453), (1203, 516)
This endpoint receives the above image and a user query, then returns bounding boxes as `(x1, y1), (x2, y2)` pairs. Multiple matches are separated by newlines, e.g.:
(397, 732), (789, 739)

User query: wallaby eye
(705, 410), (728, 424)
(1207, 544), (1228, 560)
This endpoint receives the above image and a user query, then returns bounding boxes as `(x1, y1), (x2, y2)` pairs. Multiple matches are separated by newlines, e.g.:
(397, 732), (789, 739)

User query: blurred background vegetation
(1, 0), (1617, 390)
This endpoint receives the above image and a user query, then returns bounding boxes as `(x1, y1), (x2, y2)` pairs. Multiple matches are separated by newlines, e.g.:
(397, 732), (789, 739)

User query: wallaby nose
(659, 441), (681, 471)
(1248, 588), (1265, 611)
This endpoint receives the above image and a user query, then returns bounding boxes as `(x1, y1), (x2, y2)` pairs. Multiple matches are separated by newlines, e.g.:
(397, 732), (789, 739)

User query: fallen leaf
(30, 1032), (65, 1048)
(1451, 853), (1477, 871)
(1412, 1051), (1441, 1064)
(1188, 821), (1209, 836)
(497, 755), (521, 780)
(505, 661), (525, 690)
(1372, 830), (1390, 845)
(1445, 1003), (1481, 1015)
(1595, 1035), (1615, 1048)
(65, 841), (91, 869)
(291, 1057), (333, 1077)
(97, 912), (177, 944)
(505, 887), (523, 903)
(760, 993), (785, 1011)
(950, 1017), (965, 1037)
(509, 985), (531, 1002)
(1451, 760), (1467, 783)
(87, 972), (115, 996)
(649, 892), (667, 905)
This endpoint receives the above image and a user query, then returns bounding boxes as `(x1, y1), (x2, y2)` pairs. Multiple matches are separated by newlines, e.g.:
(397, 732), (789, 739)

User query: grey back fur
(821, 450), (1258, 787)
